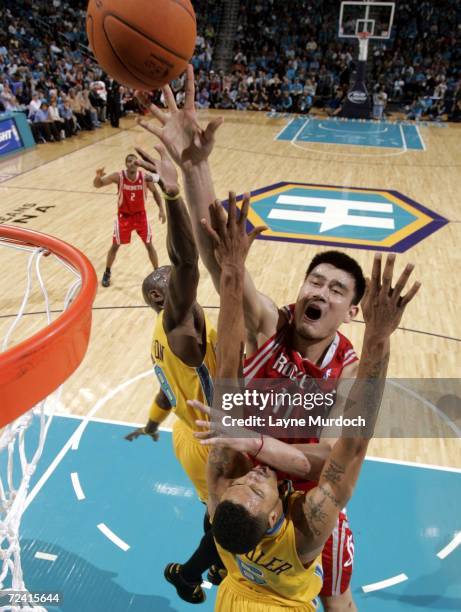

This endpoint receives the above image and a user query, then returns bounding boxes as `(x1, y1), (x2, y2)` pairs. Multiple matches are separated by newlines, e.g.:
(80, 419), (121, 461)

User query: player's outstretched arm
(138, 67), (279, 347)
(136, 144), (201, 333)
(296, 254), (421, 561)
(93, 167), (119, 188)
(125, 389), (171, 442)
(200, 191), (265, 513)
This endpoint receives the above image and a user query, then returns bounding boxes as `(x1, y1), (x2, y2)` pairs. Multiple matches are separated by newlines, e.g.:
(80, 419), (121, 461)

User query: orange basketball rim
(0, 226), (97, 428)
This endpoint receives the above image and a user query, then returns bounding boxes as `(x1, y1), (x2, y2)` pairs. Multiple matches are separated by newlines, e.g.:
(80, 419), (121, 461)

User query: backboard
(339, 1), (395, 40)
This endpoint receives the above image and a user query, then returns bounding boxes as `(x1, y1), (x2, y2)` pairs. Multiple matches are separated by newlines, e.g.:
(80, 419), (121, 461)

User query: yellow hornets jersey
(215, 491), (323, 609)
(151, 310), (217, 430)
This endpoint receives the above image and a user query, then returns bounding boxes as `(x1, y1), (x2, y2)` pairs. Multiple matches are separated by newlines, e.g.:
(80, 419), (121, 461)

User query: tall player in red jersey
(136, 67), (373, 610)
(93, 153), (166, 287)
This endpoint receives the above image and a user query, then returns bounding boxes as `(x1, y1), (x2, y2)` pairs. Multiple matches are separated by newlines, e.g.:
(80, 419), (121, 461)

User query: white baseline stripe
(34, 551), (57, 562)
(97, 523), (130, 551)
(365, 456), (461, 474)
(362, 573), (408, 593)
(71, 472), (85, 501)
(437, 533), (461, 559)
(24, 368), (155, 511)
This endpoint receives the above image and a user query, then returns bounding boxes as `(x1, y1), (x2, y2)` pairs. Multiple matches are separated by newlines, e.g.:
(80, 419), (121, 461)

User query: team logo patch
(226, 182), (448, 252)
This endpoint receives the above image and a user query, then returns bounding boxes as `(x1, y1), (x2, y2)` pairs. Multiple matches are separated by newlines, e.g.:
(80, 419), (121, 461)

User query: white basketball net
(0, 238), (81, 611)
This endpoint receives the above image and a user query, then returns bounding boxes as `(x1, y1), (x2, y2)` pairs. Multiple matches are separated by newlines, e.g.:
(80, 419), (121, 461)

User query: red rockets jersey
(244, 304), (357, 384)
(243, 304), (358, 446)
(117, 170), (148, 214)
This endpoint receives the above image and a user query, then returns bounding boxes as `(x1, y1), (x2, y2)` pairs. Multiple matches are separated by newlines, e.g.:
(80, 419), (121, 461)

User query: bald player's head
(142, 266), (172, 313)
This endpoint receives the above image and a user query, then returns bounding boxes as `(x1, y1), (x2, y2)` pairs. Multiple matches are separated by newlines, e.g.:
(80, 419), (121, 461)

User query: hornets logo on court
(229, 182), (448, 252)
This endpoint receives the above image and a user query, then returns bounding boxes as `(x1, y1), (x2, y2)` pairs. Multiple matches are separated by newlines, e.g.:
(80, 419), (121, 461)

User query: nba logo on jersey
(226, 182), (448, 252)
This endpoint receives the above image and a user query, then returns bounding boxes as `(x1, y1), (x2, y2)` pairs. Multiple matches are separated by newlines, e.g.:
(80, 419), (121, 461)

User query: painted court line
(70, 472), (85, 501)
(436, 532), (461, 559)
(291, 119), (309, 142)
(97, 523), (130, 552)
(362, 573), (408, 593)
(25, 368), (155, 510)
(399, 124), (407, 153)
(274, 117), (295, 140)
(415, 124), (426, 150)
(34, 551), (58, 562)
(365, 456), (461, 474)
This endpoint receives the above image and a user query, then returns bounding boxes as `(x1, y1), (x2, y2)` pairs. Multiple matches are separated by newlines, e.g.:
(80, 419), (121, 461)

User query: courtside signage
(231, 182), (448, 252)
(0, 118), (24, 156)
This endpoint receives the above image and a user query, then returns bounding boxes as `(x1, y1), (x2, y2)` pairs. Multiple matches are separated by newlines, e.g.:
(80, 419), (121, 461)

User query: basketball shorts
(172, 418), (209, 503)
(216, 577), (319, 611)
(113, 211), (151, 245)
(320, 512), (354, 597)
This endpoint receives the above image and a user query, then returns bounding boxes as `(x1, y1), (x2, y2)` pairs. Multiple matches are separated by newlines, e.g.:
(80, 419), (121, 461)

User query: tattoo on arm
(305, 494), (328, 537)
(323, 459), (345, 485)
(208, 446), (235, 478)
(317, 484), (341, 508)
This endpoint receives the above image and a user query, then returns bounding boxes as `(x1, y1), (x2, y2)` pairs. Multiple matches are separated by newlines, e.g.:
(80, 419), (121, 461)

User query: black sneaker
(207, 564), (227, 586)
(101, 270), (111, 287)
(164, 563), (205, 604)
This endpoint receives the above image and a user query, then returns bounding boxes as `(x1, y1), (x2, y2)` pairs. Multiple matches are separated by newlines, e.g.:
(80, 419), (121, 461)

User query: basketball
(86, 0), (196, 91)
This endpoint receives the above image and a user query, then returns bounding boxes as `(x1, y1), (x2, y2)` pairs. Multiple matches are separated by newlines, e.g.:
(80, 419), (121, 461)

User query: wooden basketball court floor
(0, 111), (460, 610)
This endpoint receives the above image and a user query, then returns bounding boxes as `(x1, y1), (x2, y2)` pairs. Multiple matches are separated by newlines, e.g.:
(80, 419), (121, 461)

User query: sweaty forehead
(307, 263), (355, 289)
(223, 483), (262, 514)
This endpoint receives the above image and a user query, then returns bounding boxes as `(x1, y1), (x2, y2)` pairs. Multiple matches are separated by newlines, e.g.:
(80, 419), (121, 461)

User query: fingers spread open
(399, 281), (421, 308)
(370, 253), (382, 294)
(201, 217), (221, 248)
(162, 84), (178, 113)
(138, 120), (163, 139)
(381, 253), (396, 297)
(392, 263), (415, 303)
(227, 191), (237, 228)
(148, 103), (168, 124)
(248, 225), (267, 245)
(185, 64), (196, 110)
(239, 193), (250, 225)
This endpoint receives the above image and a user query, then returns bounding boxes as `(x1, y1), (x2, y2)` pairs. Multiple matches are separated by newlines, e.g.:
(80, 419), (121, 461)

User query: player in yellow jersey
(124, 144), (222, 603)
(191, 195), (419, 610)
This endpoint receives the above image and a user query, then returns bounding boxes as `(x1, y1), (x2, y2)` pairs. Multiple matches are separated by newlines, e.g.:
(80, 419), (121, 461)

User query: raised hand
(137, 65), (223, 170)
(135, 143), (179, 196)
(361, 253), (421, 338)
(201, 192), (267, 268)
(95, 167), (106, 178)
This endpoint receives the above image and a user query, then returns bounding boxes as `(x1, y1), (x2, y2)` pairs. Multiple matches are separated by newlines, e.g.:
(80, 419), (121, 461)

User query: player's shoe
(206, 564), (227, 586)
(164, 563), (205, 604)
(101, 270), (111, 287)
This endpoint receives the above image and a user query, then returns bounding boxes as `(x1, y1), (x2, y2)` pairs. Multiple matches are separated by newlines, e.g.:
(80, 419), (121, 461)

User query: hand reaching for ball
(137, 65), (224, 171)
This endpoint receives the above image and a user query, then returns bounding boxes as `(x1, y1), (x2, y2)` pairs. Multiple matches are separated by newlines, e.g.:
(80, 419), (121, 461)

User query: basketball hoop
(0, 226), (97, 427)
(0, 226), (97, 610)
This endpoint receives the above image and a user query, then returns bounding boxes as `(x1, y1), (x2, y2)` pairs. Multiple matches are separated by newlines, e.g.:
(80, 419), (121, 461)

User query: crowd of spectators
(0, 0), (460, 149)
(0, 0), (141, 144)
(191, 0), (460, 121)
